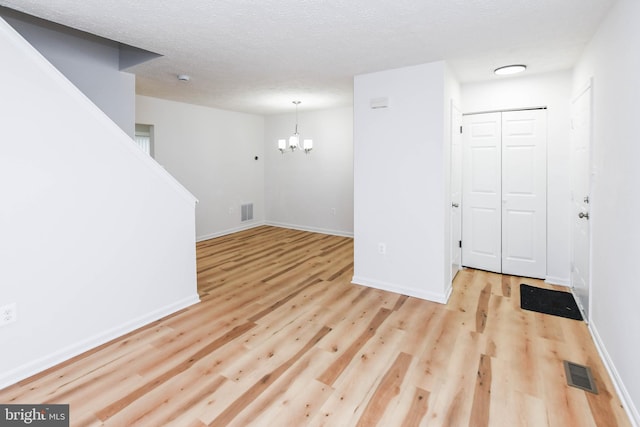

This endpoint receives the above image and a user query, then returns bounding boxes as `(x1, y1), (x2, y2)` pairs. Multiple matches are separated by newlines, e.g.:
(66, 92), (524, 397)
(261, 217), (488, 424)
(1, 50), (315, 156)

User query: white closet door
(462, 112), (502, 273)
(501, 109), (547, 278)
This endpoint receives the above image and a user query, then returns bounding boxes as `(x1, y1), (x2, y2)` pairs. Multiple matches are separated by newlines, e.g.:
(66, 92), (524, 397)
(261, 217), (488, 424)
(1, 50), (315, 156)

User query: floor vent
(241, 203), (253, 222)
(563, 360), (598, 394)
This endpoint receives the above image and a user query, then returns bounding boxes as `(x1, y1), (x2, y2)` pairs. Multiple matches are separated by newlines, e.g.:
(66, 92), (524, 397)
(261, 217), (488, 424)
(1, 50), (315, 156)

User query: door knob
(578, 212), (589, 219)
(452, 203), (459, 208)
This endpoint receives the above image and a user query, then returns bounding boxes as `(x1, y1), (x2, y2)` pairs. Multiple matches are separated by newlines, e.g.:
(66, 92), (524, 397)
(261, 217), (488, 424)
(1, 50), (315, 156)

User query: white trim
(351, 276), (450, 304)
(568, 286), (589, 326)
(463, 106), (547, 116)
(442, 284), (453, 304)
(265, 221), (354, 238)
(588, 321), (640, 427)
(196, 222), (353, 243)
(196, 221), (266, 242)
(545, 276), (570, 286)
(0, 294), (200, 390)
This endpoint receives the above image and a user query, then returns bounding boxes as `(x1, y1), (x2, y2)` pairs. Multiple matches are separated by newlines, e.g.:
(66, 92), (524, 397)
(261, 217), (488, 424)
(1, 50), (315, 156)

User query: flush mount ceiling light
(278, 101), (313, 154)
(177, 74), (191, 81)
(494, 64), (527, 75)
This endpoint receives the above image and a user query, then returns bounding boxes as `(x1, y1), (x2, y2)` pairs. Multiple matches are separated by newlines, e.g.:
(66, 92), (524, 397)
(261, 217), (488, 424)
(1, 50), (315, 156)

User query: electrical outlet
(0, 303), (17, 326)
(378, 243), (386, 255)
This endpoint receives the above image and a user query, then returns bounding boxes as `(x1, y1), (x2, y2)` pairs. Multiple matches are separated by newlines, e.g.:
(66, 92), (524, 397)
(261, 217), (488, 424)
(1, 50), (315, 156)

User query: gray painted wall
(1, 7), (135, 137)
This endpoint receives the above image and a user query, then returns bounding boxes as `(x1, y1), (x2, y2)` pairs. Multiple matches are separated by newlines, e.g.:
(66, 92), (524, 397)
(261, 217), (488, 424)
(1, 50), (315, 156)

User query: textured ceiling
(0, 0), (617, 115)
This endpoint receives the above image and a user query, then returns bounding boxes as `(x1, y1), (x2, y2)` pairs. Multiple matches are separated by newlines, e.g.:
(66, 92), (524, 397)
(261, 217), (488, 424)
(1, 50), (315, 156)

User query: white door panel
(462, 112), (501, 273)
(503, 146), (536, 195)
(470, 207), (500, 254)
(570, 84), (592, 320)
(501, 110), (547, 278)
(503, 208), (536, 261)
(471, 147), (500, 193)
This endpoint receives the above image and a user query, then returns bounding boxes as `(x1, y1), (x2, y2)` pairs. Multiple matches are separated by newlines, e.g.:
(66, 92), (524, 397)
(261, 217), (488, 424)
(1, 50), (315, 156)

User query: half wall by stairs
(0, 16), (199, 388)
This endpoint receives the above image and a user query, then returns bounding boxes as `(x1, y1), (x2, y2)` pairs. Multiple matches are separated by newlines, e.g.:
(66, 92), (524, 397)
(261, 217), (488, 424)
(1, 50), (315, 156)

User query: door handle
(578, 212), (589, 219)
(452, 203), (459, 208)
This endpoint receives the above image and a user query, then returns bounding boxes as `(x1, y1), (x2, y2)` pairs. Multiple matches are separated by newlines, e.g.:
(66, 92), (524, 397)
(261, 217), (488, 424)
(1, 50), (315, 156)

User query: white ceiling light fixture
(177, 74), (191, 81)
(494, 64), (527, 75)
(278, 101), (313, 154)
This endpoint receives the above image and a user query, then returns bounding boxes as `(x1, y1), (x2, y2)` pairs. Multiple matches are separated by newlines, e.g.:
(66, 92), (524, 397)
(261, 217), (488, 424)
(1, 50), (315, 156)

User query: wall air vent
(241, 203), (253, 222)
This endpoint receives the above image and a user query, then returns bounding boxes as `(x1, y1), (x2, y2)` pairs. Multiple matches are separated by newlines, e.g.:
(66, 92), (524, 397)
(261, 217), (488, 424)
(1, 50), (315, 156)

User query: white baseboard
(265, 221), (354, 238)
(351, 276), (449, 304)
(443, 283), (453, 304)
(589, 321), (640, 427)
(196, 221), (266, 242)
(197, 221), (353, 242)
(0, 294), (200, 390)
(545, 276), (570, 286)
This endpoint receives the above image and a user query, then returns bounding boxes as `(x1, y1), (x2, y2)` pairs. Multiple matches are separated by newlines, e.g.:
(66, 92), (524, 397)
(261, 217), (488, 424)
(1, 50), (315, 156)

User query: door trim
(450, 101), (463, 283)
(464, 106), (547, 116)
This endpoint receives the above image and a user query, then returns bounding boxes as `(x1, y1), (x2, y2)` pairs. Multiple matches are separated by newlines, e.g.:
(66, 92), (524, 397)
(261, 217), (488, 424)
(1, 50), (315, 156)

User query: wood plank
(207, 325), (332, 426)
(469, 353), (492, 427)
(317, 307), (394, 386)
(225, 349), (335, 427)
(95, 321), (256, 421)
(424, 330), (483, 426)
(397, 387), (430, 427)
(309, 321), (407, 426)
(476, 282), (491, 333)
(355, 352), (413, 426)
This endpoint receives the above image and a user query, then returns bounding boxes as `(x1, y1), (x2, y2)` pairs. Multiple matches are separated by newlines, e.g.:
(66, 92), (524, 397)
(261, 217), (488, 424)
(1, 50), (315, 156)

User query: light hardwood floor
(0, 226), (631, 426)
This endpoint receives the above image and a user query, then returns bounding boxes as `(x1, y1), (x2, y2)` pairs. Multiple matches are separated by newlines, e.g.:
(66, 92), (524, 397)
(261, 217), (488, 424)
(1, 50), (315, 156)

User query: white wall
(353, 61), (457, 303)
(462, 70), (572, 285)
(1, 7), (136, 137)
(136, 96), (265, 241)
(0, 18), (198, 388)
(264, 107), (354, 236)
(573, 0), (640, 423)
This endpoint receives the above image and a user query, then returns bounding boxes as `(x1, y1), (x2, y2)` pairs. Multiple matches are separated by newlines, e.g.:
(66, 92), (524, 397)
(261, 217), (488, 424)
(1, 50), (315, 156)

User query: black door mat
(520, 284), (583, 320)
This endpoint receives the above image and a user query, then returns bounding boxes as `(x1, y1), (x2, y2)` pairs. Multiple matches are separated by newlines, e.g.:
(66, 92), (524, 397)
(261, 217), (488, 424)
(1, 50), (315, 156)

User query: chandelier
(278, 101), (313, 154)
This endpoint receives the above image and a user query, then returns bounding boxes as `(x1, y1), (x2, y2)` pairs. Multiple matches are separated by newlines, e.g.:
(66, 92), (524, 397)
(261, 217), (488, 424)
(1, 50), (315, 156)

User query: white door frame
(450, 102), (463, 282)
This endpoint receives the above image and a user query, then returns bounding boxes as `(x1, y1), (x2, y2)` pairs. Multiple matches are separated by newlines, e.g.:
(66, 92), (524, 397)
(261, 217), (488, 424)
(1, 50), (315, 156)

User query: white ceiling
(1, 0), (617, 115)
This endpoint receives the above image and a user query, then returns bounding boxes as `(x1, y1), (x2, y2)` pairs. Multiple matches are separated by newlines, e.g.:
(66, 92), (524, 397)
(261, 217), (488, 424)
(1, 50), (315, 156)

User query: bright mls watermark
(0, 405), (69, 426)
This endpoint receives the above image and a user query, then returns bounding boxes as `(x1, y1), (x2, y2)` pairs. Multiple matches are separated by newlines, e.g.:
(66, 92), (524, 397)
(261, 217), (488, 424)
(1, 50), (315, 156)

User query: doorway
(461, 109), (547, 279)
(134, 123), (155, 157)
